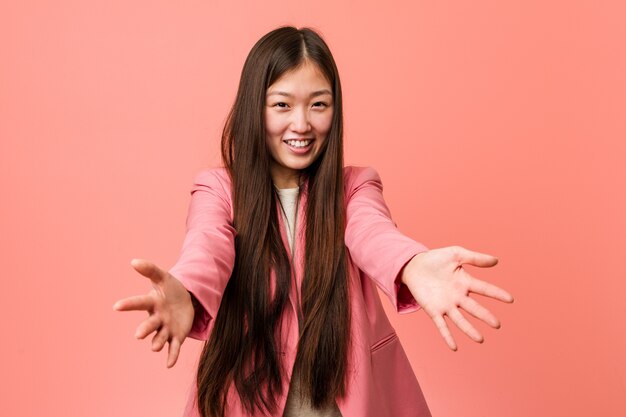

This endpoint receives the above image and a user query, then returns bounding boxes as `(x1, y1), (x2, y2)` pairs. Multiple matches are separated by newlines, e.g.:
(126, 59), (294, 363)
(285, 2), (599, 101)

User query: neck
(270, 166), (302, 189)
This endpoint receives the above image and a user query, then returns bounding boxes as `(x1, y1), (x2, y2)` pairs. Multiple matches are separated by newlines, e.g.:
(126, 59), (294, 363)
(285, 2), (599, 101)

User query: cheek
(316, 111), (334, 136)
(265, 130), (280, 156)
(265, 112), (285, 138)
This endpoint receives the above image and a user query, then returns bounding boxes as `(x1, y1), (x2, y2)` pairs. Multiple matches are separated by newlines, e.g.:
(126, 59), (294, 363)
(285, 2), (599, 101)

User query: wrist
(401, 251), (427, 285)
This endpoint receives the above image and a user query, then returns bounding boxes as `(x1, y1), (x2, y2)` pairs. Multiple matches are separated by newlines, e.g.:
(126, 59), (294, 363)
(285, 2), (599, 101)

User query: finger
(455, 246), (499, 268)
(135, 315), (162, 339)
(130, 258), (167, 285)
(432, 315), (457, 351)
(459, 297), (501, 329)
(113, 294), (155, 312)
(151, 327), (169, 352)
(469, 277), (514, 303)
(167, 338), (182, 368)
(447, 308), (483, 343)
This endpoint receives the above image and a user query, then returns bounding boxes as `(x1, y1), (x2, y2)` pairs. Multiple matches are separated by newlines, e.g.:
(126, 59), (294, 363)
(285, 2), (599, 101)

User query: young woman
(114, 26), (514, 417)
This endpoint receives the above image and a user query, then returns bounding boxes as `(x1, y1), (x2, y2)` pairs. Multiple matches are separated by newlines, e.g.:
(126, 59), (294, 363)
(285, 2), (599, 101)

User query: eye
(312, 101), (329, 108)
(272, 102), (289, 108)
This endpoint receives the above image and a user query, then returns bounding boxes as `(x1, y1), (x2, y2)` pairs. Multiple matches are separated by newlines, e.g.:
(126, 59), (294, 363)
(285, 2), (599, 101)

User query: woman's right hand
(113, 259), (195, 368)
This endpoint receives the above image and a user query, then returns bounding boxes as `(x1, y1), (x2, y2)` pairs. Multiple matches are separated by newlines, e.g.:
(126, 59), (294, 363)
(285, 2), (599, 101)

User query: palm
(402, 246), (514, 350)
(113, 259), (195, 367)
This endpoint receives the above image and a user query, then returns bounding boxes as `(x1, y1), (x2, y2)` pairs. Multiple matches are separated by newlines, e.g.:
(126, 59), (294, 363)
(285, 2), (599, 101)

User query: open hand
(113, 259), (195, 367)
(401, 246), (514, 351)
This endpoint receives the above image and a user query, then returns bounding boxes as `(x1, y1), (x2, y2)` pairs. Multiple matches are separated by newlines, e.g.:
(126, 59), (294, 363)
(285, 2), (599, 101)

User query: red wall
(1, 1), (624, 416)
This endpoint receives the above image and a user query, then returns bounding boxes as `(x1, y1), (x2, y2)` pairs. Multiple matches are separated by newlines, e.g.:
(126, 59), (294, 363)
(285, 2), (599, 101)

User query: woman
(114, 26), (513, 417)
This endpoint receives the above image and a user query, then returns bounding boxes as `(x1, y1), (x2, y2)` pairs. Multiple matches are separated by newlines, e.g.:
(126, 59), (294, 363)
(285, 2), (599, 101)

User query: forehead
(267, 61), (332, 95)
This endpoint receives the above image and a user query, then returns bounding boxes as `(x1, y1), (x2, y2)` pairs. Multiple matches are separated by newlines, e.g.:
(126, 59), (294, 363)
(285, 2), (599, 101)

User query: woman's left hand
(401, 246), (514, 350)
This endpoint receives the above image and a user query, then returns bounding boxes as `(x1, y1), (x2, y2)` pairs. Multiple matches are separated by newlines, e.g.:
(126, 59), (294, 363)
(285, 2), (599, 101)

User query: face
(265, 61), (334, 189)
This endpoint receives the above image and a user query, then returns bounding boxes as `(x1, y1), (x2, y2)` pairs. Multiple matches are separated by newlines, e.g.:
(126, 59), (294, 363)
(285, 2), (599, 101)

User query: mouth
(283, 139), (314, 149)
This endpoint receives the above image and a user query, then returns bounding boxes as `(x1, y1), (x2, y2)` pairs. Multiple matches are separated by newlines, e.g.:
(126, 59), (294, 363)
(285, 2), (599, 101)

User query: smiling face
(265, 61), (334, 189)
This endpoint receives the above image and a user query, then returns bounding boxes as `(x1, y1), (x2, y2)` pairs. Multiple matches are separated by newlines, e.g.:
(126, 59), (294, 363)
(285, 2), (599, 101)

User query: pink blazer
(169, 166), (432, 417)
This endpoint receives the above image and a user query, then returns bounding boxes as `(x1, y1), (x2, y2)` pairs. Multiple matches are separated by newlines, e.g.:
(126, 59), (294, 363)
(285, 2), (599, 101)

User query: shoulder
(193, 167), (230, 185)
(190, 167), (233, 205)
(343, 165), (384, 196)
(192, 167), (231, 190)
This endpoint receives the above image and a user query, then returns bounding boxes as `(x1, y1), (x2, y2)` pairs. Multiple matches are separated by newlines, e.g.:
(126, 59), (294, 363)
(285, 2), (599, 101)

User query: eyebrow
(267, 89), (332, 98)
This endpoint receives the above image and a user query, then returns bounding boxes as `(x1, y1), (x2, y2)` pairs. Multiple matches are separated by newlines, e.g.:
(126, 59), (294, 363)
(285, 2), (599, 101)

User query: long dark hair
(196, 26), (350, 417)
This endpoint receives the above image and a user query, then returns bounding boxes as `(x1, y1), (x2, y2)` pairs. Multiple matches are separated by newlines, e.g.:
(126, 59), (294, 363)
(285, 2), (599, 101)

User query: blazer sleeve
(168, 168), (236, 341)
(344, 166), (429, 314)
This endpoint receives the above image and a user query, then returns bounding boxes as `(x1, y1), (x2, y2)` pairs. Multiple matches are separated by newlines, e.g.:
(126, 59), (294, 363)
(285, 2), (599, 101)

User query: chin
(285, 158), (316, 171)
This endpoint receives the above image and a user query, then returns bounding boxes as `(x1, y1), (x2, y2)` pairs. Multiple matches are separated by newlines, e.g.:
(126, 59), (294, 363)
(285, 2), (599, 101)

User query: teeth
(286, 139), (312, 148)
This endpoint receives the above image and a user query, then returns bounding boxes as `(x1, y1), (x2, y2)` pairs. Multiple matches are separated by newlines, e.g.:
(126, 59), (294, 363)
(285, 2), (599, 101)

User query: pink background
(1, 1), (624, 416)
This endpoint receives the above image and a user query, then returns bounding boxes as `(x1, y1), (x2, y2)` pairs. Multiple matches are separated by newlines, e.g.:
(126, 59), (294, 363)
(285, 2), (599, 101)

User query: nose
(289, 108), (311, 133)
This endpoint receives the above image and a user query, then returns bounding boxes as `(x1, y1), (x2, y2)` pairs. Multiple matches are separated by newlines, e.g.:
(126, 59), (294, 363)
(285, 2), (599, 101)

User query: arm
(344, 166), (514, 350)
(168, 168), (236, 340)
(113, 168), (236, 367)
(344, 166), (428, 313)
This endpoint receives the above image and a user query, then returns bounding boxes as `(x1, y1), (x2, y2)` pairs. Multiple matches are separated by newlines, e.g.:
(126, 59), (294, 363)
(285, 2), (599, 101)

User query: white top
(275, 187), (299, 256)
(275, 186), (342, 417)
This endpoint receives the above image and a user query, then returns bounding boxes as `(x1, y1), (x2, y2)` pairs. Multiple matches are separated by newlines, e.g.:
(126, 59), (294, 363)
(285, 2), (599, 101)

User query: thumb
(456, 247), (499, 268)
(131, 258), (167, 285)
